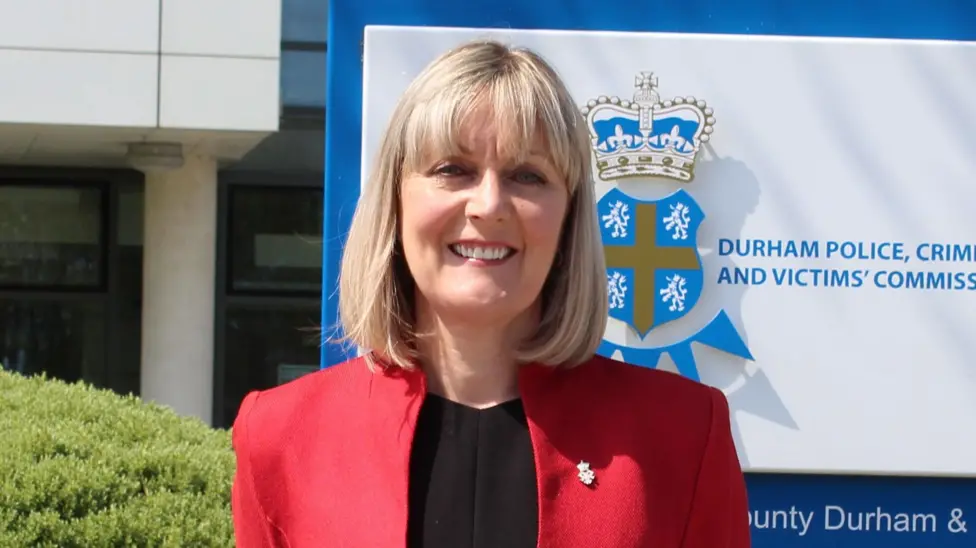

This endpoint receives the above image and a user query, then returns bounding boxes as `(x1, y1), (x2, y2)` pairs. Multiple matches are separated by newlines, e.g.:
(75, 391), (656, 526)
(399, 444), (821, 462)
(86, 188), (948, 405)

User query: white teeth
(450, 244), (513, 261)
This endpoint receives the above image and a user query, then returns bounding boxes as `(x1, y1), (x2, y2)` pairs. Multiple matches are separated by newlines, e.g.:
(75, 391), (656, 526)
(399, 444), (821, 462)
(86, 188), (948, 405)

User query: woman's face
(399, 108), (569, 329)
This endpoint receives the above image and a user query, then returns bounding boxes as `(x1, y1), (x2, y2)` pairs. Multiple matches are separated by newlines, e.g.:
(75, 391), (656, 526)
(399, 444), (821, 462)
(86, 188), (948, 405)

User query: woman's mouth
(449, 243), (516, 262)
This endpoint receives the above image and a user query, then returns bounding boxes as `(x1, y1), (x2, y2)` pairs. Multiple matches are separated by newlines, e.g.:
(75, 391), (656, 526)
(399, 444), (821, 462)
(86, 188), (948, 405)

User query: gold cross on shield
(604, 202), (700, 335)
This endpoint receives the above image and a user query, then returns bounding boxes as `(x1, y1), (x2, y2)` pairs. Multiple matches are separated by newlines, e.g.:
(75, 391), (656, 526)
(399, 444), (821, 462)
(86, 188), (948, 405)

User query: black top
(407, 394), (539, 548)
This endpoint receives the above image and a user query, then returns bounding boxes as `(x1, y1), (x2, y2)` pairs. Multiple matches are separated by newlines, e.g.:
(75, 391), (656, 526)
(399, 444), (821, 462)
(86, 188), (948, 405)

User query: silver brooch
(577, 461), (596, 486)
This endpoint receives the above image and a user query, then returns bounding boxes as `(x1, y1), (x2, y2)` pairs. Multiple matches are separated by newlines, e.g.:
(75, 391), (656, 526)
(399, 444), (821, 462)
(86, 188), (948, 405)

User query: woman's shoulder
(529, 354), (728, 434)
(543, 354), (722, 408)
(231, 357), (373, 444)
(588, 354), (713, 389)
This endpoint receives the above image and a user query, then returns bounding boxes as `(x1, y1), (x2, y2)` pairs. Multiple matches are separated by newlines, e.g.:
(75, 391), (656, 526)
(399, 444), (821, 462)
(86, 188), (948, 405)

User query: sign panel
(746, 473), (974, 546)
(326, 1), (976, 545)
(361, 24), (976, 478)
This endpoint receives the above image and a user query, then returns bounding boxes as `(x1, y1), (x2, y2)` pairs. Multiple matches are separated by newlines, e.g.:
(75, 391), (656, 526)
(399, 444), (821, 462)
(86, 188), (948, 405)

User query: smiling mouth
(449, 243), (516, 262)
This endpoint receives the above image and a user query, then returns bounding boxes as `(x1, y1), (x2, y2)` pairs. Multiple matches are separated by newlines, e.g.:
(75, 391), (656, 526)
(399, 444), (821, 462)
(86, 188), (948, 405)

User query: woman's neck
(415, 309), (533, 408)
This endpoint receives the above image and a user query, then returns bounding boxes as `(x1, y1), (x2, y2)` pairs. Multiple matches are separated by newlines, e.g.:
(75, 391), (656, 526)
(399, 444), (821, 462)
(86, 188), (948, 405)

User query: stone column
(137, 148), (217, 424)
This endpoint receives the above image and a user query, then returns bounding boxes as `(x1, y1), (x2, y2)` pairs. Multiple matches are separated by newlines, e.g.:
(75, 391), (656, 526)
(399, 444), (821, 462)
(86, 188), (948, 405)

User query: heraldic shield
(598, 187), (705, 338)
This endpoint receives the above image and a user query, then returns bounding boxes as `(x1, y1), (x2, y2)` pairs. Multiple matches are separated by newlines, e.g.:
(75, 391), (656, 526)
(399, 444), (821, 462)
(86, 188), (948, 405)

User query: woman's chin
(438, 292), (521, 319)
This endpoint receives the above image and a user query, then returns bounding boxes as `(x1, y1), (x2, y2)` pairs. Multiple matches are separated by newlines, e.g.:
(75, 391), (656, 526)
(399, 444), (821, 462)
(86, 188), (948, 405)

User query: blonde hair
(337, 39), (607, 369)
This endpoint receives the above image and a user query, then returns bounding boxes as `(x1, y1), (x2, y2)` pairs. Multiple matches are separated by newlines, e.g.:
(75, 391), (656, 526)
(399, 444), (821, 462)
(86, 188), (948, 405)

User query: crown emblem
(581, 72), (715, 183)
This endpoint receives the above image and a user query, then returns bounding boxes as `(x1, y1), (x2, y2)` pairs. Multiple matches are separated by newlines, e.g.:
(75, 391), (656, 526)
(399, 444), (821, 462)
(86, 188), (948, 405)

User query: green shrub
(0, 369), (235, 547)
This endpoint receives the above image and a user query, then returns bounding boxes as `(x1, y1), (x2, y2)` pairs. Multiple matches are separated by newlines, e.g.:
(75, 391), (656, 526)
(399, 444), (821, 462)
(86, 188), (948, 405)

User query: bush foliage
(0, 369), (235, 547)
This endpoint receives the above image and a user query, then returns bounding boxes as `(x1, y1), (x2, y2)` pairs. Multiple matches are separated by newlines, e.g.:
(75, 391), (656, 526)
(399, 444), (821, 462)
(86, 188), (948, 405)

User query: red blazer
(231, 354), (750, 547)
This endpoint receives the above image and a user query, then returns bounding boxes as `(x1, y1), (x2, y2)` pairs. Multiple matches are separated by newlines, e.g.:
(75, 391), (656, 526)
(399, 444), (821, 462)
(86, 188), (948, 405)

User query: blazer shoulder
(232, 357), (370, 450)
(561, 354), (729, 452)
(577, 353), (721, 411)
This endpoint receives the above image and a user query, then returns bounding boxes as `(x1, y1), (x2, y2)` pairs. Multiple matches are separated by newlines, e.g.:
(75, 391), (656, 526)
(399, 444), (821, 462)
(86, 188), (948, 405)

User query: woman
(231, 40), (750, 547)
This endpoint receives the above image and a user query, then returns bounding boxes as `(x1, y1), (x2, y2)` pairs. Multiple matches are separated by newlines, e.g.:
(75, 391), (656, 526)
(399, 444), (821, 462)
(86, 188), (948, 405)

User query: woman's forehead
(401, 90), (579, 184)
(457, 116), (548, 158)
(423, 106), (551, 160)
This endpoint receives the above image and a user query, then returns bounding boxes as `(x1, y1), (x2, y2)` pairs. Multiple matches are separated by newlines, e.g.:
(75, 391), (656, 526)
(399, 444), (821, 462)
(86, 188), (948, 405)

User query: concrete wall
(0, 0), (281, 132)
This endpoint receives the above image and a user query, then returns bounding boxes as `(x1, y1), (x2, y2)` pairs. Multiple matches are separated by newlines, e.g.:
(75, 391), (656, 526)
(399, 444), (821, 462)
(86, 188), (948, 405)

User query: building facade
(0, 0), (327, 428)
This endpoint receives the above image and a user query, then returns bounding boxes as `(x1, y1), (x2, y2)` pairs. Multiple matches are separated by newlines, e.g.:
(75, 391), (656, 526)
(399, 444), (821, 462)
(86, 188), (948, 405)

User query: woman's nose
(465, 170), (509, 222)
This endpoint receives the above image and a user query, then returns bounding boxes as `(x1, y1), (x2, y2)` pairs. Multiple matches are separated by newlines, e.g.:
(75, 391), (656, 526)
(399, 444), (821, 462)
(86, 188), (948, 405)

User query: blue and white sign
(325, 1), (976, 545)
(359, 22), (976, 478)
(747, 474), (975, 547)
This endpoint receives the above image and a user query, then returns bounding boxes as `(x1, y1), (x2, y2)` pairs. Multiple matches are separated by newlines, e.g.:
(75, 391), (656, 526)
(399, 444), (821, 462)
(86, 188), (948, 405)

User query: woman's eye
(511, 170), (546, 185)
(434, 164), (466, 177)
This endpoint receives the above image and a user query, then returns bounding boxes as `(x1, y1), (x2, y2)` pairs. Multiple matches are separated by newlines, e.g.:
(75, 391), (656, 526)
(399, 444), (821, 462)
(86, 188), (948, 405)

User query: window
(110, 187), (145, 396)
(228, 187), (324, 295)
(0, 186), (105, 288)
(281, 50), (326, 108)
(282, 0), (328, 43)
(0, 183), (109, 385)
(0, 177), (144, 396)
(220, 305), (321, 428)
(0, 298), (106, 383)
(217, 181), (324, 427)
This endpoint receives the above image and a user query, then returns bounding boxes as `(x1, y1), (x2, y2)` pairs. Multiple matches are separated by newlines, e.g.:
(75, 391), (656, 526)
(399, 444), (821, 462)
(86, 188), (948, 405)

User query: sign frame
(324, 2), (976, 546)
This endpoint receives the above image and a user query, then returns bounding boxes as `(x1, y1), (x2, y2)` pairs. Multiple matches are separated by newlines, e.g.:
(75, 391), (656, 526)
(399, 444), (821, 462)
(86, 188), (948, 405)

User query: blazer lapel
(356, 364), (428, 547)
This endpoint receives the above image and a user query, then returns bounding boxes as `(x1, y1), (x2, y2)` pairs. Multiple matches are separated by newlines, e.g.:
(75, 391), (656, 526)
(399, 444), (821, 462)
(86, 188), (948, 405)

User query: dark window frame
(280, 106), (326, 130)
(0, 179), (110, 292)
(0, 166), (143, 391)
(225, 183), (324, 299)
(213, 172), (324, 427)
(281, 41), (327, 52)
